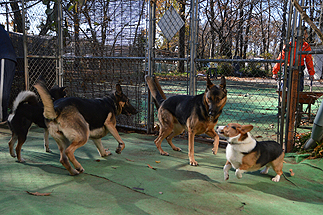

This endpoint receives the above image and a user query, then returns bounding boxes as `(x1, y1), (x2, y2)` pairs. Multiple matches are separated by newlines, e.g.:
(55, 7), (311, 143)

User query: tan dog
(146, 75), (227, 166)
(34, 80), (137, 175)
(217, 123), (284, 182)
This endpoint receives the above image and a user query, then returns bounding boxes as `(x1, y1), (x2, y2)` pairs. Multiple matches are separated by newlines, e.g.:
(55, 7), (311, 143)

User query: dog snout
(123, 104), (138, 115)
(216, 126), (225, 134)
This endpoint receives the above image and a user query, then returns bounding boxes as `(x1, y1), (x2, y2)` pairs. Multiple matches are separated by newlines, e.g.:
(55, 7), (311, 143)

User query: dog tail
(145, 75), (166, 109)
(34, 80), (57, 120)
(9, 91), (38, 117)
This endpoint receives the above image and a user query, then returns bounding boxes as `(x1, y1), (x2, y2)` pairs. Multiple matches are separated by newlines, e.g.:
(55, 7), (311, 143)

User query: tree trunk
(10, 1), (23, 33)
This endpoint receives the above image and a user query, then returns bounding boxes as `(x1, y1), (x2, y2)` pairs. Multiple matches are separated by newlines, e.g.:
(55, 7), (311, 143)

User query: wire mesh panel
(61, 0), (148, 130)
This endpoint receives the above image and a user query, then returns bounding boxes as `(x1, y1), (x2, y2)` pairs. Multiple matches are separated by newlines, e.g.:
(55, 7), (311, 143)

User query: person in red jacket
(272, 26), (315, 91)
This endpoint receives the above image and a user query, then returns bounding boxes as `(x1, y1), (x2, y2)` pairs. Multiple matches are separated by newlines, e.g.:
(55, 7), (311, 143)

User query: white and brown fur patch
(217, 123), (284, 182)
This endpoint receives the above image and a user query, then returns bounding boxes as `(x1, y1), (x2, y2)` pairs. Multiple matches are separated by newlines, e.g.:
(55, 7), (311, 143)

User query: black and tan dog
(34, 80), (137, 175)
(145, 75), (227, 166)
(217, 123), (284, 182)
(8, 85), (66, 162)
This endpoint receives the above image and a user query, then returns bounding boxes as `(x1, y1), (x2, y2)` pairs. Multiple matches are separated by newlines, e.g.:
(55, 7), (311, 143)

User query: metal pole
(57, 0), (63, 87)
(22, 0), (29, 90)
(279, 1), (293, 147)
(147, 0), (155, 133)
(189, 0), (198, 96)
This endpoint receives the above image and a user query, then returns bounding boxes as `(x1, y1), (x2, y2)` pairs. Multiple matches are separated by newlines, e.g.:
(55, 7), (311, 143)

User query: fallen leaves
(26, 191), (52, 196)
(147, 164), (156, 170)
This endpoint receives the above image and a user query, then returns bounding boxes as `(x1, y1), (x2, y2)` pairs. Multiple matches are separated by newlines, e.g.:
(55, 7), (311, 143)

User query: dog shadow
(228, 170), (322, 203)
(20, 161), (68, 176)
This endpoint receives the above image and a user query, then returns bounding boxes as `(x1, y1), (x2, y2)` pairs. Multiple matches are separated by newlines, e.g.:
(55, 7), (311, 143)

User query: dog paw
(17, 158), (25, 163)
(173, 147), (181, 152)
(271, 175), (280, 182)
(10, 152), (16, 158)
(102, 149), (112, 157)
(76, 168), (84, 174)
(46, 148), (52, 153)
(69, 169), (80, 176)
(224, 174), (229, 181)
(190, 161), (199, 166)
(212, 148), (218, 155)
(160, 151), (169, 156)
(235, 170), (243, 179)
(115, 143), (125, 154)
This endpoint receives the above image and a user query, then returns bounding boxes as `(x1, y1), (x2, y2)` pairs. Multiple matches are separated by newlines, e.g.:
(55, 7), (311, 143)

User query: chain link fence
(2, 0), (323, 151)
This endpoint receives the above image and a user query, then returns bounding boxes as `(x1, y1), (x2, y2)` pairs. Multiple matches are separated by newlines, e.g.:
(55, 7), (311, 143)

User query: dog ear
(237, 125), (253, 134)
(206, 76), (214, 89)
(115, 84), (123, 96)
(220, 75), (226, 89)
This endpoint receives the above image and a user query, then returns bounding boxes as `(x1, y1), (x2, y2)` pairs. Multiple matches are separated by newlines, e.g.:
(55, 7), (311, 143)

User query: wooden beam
(286, 70), (299, 152)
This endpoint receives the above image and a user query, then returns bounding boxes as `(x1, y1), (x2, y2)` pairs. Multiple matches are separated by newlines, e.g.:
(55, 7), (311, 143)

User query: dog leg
(44, 128), (51, 153)
(154, 126), (173, 156)
(63, 124), (89, 174)
(260, 166), (270, 175)
(16, 136), (27, 163)
(58, 145), (79, 176)
(206, 129), (219, 155)
(8, 133), (18, 158)
(92, 138), (112, 157)
(270, 152), (284, 182)
(165, 125), (183, 152)
(105, 123), (125, 154)
(223, 161), (232, 180)
(188, 130), (198, 166)
(65, 143), (85, 174)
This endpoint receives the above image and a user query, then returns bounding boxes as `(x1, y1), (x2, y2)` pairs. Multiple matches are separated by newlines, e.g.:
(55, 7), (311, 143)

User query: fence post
(286, 69), (299, 152)
(284, 0), (304, 152)
(147, 0), (156, 133)
(189, 0), (198, 96)
(22, 0), (29, 90)
(57, 0), (63, 87)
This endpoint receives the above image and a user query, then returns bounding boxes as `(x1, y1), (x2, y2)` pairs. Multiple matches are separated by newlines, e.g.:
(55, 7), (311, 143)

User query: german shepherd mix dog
(145, 75), (227, 166)
(34, 80), (137, 175)
(8, 85), (66, 162)
(217, 123), (284, 182)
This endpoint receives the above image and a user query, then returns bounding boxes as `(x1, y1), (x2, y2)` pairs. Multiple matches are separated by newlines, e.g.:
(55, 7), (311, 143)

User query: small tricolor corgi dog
(217, 123), (284, 182)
